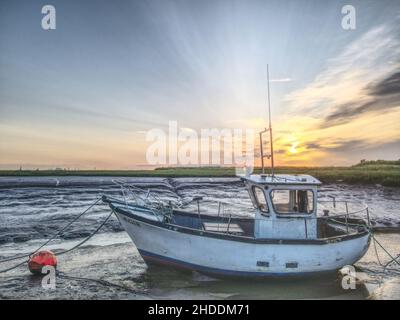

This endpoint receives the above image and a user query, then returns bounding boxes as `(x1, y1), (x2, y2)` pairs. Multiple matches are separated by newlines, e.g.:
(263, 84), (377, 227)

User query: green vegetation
(0, 160), (399, 187)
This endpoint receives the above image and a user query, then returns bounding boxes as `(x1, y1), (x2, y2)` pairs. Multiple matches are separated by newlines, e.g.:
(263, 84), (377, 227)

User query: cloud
(324, 70), (400, 126)
(308, 136), (400, 157)
(270, 78), (293, 83)
(304, 143), (320, 150)
(368, 71), (400, 96)
(301, 139), (367, 152)
(283, 23), (400, 123)
(324, 139), (368, 152)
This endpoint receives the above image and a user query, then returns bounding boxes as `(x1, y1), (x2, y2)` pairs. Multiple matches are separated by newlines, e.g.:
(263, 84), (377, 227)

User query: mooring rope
(372, 234), (383, 266)
(354, 230), (400, 288)
(0, 259), (30, 274)
(0, 204), (144, 296)
(56, 271), (143, 296)
(56, 209), (114, 256)
(0, 197), (103, 264)
(0, 198), (112, 274)
(370, 230), (400, 269)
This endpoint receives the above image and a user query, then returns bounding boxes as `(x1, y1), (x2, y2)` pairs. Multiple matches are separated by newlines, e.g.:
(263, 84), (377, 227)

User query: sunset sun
(289, 142), (299, 154)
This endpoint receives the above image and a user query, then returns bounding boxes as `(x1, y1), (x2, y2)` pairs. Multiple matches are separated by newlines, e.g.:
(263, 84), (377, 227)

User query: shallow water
(0, 177), (399, 299)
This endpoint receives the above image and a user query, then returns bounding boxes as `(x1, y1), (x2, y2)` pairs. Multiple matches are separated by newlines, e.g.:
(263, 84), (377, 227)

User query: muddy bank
(1, 232), (399, 300)
(369, 278), (400, 300)
(0, 240), (362, 300)
(0, 177), (399, 299)
(352, 232), (400, 299)
(0, 240), (149, 300)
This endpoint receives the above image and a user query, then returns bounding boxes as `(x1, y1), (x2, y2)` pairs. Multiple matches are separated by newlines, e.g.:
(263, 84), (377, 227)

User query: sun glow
(289, 142), (299, 154)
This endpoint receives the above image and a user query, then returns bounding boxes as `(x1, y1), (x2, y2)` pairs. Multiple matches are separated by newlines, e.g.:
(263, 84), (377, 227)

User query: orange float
(28, 250), (57, 274)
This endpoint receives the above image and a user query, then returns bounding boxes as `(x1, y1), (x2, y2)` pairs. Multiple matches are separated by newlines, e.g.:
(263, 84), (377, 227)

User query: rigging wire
(0, 198), (111, 274)
(370, 231), (400, 268)
(0, 197), (103, 264)
(56, 271), (143, 296)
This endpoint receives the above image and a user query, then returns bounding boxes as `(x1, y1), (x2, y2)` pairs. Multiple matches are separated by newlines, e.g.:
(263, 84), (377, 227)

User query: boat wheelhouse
(242, 174), (321, 240)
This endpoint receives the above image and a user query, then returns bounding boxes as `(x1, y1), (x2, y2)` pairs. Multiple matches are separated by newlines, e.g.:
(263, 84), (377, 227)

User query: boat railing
(317, 199), (370, 231)
(181, 198), (370, 236)
(112, 179), (174, 221)
(182, 197), (370, 220)
(111, 182), (370, 236)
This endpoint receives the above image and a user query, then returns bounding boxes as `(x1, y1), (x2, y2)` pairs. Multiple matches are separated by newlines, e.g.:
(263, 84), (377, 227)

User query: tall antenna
(259, 64), (275, 177)
(267, 64), (275, 177)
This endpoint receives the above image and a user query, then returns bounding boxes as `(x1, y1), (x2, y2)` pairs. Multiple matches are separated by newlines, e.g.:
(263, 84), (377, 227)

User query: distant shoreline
(0, 161), (399, 187)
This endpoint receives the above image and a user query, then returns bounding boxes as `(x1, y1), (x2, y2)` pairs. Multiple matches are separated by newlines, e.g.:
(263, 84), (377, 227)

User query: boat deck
(171, 210), (358, 239)
(171, 210), (255, 236)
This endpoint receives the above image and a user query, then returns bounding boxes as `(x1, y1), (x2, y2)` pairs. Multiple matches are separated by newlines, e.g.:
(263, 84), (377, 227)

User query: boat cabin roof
(239, 174), (321, 186)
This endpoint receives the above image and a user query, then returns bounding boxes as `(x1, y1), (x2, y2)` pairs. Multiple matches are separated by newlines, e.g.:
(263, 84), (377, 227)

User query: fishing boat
(102, 139), (372, 279)
(103, 67), (371, 278)
(102, 172), (371, 277)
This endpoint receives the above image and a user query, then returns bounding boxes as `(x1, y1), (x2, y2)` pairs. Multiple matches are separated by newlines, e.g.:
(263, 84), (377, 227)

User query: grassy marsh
(1, 160), (399, 187)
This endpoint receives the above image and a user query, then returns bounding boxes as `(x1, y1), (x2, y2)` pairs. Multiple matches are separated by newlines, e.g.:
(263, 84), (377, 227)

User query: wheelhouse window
(253, 186), (269, 213)
(271, 189), (314, 214)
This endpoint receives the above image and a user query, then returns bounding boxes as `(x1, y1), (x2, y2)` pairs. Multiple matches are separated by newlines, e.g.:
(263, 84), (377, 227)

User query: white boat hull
(115, 210), (371, 277)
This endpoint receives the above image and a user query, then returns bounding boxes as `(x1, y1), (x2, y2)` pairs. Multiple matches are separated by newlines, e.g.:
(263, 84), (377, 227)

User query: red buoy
(28, 250), (57, 274)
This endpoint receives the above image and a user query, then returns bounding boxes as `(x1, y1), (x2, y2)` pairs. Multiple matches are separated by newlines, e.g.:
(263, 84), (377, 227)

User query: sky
(0, 0), (399, 169)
